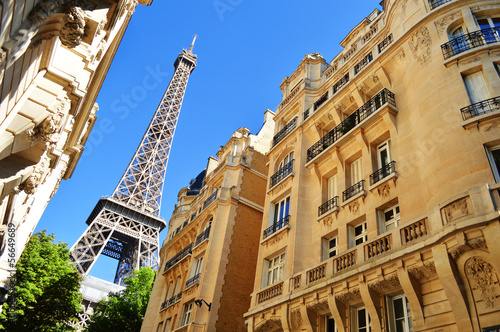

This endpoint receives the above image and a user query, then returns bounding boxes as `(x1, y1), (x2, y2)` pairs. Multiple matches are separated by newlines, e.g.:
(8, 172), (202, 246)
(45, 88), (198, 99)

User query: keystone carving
(29, 98), (70, 144)
(465, 257), (498, 308)
(409, 27), (432, 66)
(377, 183), (391, 198)
(60, 4), (86, 48)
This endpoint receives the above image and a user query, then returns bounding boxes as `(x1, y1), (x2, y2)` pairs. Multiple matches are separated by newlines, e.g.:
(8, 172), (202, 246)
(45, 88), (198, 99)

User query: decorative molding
(264, 233), (284, 247)
(306, 298), (329, 313)
(396, 48), (406, 62)
(460, 56), (481, 66)
(28, 97), (71, 144)
(255, 317), (282, 332)
(335, 287), (361, 304)
(377, 183), (391, 198)
(17, 155), (51, 195)
(322, 215), (334, 227)
(435, 12), (461, 33)
(408, 261), (436, 280)
(441, 196), (472, 224)
(334, 103), (347, 113)
(368, 273), (400, 293)
(409, 27), (432, 66)
(0, 49), (6, 86)
(291, 309), (302, 328)
(482, 121), (500, 132)
(465, 257), (497, 308)
(370, 74), (380, 83)
(358, 83), (369, 94)
(28, 0), (64, 26)
(348, 201), (360, 215)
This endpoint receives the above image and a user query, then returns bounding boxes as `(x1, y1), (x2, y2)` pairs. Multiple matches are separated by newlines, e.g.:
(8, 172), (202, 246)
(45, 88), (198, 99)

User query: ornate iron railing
(461, 96), (500, 120)
(263, 215), (290, 238)
(270, 159), (294, 188)
(185, 273), (201, 288)
(441, 27), (500, 60)
(160, 300), (169, 311)
(164, 243), (193, 272)
(369, 161), (396, 185)
(272, 117), (297, 147)
(333, 73), (349, 93)
(303, 108), (310, 121)
(203, 189), (218, 209)
(307, 89), (396, 161)
(164, 291), (183, 308)
(343, 180), (365, 202)
(354, 53), (373, 74)
(314, 92), (329, 111)
(195, 226), (211, 246)
(428, 0), (453, 10)
(318, 196), (338, 216)
(378, 34), (393, 53)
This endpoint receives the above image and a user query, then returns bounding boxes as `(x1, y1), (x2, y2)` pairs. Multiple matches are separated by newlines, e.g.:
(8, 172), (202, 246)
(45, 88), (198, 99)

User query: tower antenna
(189, 34), (198, 52)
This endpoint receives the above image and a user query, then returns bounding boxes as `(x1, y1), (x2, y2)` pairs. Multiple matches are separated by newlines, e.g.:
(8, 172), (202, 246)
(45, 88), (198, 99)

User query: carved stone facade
(0, 0), (151, 293)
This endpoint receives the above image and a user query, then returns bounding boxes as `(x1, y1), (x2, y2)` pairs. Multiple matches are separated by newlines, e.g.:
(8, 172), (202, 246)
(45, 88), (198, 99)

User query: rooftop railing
(164, 243), (193, 272)
(343, 180), (365, 202)
(461, 96), (500, 121)
(307, 89), (396, 162)
(428, 0), (453, 10)
(269, 159), (294, 188)
(272, 117), (297, 147)
(369, 161), (396, 185)
(263, 215), (290, 239)
(441, 27), (500, 60)
(318, 196), (339, 217)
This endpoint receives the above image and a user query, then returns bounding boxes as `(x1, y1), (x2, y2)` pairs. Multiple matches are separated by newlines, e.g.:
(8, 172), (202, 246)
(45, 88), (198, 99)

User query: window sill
(368, 172), (397, 191)
(341, 190), (367, 207)
(462, 109), (500, 129)
(261, 224), (290, 245)
(317, 206), (340, 221)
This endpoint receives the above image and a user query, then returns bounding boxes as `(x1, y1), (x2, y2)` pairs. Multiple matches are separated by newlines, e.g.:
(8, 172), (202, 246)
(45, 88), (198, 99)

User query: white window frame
(349, 222), (367, 248)
(279, 151), (294, 170)
(486, 145), (500, 182)
(265, 252), (286, 286)
(380, 204), (400, 233)
(323, 236), (338, 260)
(165, 281), (173, 300)
(351, 157), (363, 185)
(325, 315), (338, 332)
(352, 307), (371, 332)
(377, 140), (391, 169)
(327, 174), (338, 200)
(387, 294), (412, 332)
(164, 319), (171, 332)
(190, 256), (204, 278)
(270, 196), (290, 227)
(181, 302), (194, 327)
(476, 16), (500, 30)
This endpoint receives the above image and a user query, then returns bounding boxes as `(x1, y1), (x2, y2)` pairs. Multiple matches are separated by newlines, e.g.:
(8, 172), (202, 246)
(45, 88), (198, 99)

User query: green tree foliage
(0, 230), (82, 331)
(85, 266), (156, 332)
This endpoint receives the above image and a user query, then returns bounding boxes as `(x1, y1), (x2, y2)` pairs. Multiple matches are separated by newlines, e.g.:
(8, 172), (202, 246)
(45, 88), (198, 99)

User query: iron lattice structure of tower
(70, 38), (197, 284)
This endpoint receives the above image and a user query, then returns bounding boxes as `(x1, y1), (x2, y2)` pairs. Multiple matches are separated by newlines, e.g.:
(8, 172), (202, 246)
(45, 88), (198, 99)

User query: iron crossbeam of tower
(70, 38), (198, 284)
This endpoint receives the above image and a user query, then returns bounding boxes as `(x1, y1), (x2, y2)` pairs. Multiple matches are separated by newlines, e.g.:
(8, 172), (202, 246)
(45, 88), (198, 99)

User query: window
(463, 71), (491, 105)
(165, 281), (173, 300)
(351, 157), (363, 185)
(325, 315), (337, 332)
(476, 16), (500, 43)
(181, 302), (194, 327)
(157, 322), (164, 332)
(164, 319), (171, 332)
(279, 151), (294, 169)
(271, 196), (290, 226)
(191, 256), (204, 277)
(486, 146), (500, 182)
(388, 295), (412, 332)
(266, 253), (286, 286)
(352, 307), (371, 332)
(380, 205), (400, 232)
(323, 236), (338, 260)
(328, 174), (337, 200)
(377, 140), (391, 169)
(349, 222), (367, 248)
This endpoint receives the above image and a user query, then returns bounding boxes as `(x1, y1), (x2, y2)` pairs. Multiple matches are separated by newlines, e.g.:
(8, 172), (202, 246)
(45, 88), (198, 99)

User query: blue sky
(37, 0), (381, 282)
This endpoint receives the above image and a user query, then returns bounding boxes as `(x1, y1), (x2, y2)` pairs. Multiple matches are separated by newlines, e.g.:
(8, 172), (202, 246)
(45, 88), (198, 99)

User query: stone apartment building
(141, 110), (275, 332)
(0, 0), (149, 293)
(244, 0), (500, 332)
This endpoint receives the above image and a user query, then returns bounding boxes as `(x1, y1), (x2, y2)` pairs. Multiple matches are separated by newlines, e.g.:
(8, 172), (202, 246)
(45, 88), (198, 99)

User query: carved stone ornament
(370, 74), (380, 83)
(255, 318), (282, 332)
(441, 196), (472, 224)
(465, 257), (498, 308)
(435, 12), (462, 33)
(29, 98), (70, 144)
(335, 287), (361, 304)
(18, 155), (51, 195)
(396, 48), (406, 62)
(322, 215), (333, 227)
(377, 183), (391, 198)
(306, 298), (329, 313)
(349, 201), (360, 215)
(0, 49), (6, 86)
(60, 4), (86, 48)
(409, 27), (432, 66)
(368, 273), (400, 293)
(334, 103), (347, 113)
(349, 95), (355, 103)
(29, 0), (64, 26)
(408, 261), (436, 280)
(291, 309), (303, 328)
(482, 121), (500, 132)
(265, 233), (284, 247)
(460, 56), (481, 66)
(358, 83), (369, 93)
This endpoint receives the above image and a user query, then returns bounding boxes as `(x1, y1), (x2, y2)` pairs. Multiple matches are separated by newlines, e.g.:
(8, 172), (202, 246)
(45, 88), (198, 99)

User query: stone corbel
(16, 154), (51, 195)
(396, 260), (425, 329)
(59, 2), (87, 48)
(299, 301), (314, 332)
(28, 97), (71, 145)
(327, 291), (347, 332)
(354, 129), (369, 151)
(332, 147), (344, 170)
(374, 66), (391, 88)
(359, 276), (383, 332)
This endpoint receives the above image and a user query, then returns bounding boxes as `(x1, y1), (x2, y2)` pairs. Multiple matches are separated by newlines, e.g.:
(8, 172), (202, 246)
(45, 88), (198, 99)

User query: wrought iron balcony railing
(269, 159), (294, 188)
(343, 180), (365, 202)
(428, 0), (453, 10)
(164, 291), (183, 308)
(333, 73), (349, 94)
(195, 226), (211, 246)
(318, 196), (339, 216)
(441, 27), (500, 60)
(307, 89), (396, 162)
(354, 53), (373, 75)
(314, 92), (329, 111)
(160, 300), (169, 311)
(164, 243), (193, 272)
(263, 215), (290, 238)
(369, 161), (396, 185)
(185, 273), (201, 288)
(378, 34), (393, 53)
(272, 117), (297, 147)
(203, 189), (218, 209)
(461, 96), (500, 121)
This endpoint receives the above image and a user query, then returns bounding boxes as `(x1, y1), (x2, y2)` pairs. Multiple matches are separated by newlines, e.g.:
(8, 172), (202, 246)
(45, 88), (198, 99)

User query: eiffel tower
(70, 37), (198, 285)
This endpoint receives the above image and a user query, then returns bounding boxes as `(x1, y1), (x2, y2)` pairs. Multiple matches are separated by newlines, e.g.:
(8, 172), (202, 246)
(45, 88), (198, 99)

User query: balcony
(162, 291), (183, 310)
(269, 159), (294, 188)
(314, 92), (329, 111)
(307, 89), (396, 162)
(364, 234), (392, 259)
(369, 161), (396, 185)
(318, 196), (339, 217)
(163, 243), (193, 272)
(202, 189), (218, 209)
(332, 73), (349, 94)
(441, 27), (500, 60)
(461, 96), (500, 121)
(185, 273), (201, 288)
(428, 0), (453, 10)
(343, 180), (365, 202)
(257, 281), (283, 304)
(272, 117), (297, 147)
(263, 215), (290, 239)
(195, 226), (211, 246)
(378, 34), (393, 53)
(354, 52), (373, 75)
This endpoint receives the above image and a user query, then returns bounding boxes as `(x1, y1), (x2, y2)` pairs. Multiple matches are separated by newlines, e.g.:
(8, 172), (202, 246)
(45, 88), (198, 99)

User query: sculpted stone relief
(60, 4), (86, 48)
(434, 12), (462, 34)
(441, 196), (472, 224)
(408, 261), (436, 280)
(396, 48), (406, 62)
(291, 309), (302, 328)
(409, 27), (432, 65)
(306, 298), (329, 313)
(465, 257), (498, 309)
(17, 154), (51, 195)
(29, 97), (71, 144)
(368, 273), (400, 293)
(348, 201), (360, 215)
(335, 287), (361, 304)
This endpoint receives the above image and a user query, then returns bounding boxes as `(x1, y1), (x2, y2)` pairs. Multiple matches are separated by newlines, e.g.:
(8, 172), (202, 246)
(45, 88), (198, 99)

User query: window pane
(385, 210), (394, 221)
(493, 17), (500, 27)
(355, 225), (362, 236)
(393, 298), (404, 318)
(395, 319), (404, 332)
(478, 18), (490, 30)
(329, 238), (337, 249)
(358, 309), (366, 328)
(492, 149), (500, 173)
(327, 317), (336, 332)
